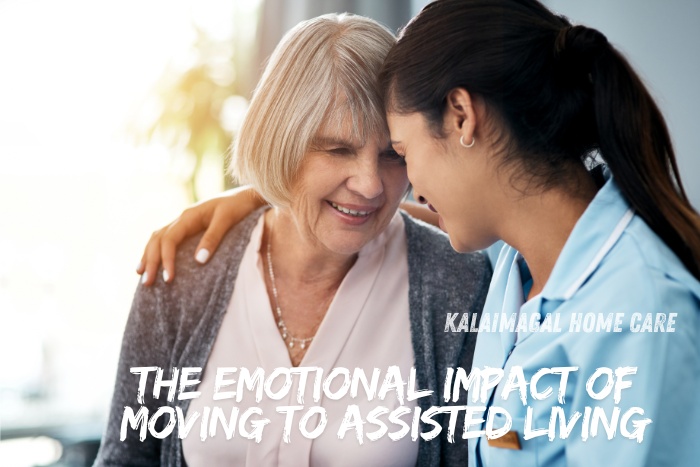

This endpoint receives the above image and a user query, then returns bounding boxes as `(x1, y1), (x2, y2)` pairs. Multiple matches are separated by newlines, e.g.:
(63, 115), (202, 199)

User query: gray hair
(231, 13), (395, 207)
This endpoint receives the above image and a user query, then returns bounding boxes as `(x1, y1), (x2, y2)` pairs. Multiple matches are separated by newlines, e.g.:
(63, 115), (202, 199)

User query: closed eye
(381, 149), (406, 165)
(327, 147), (353, 156)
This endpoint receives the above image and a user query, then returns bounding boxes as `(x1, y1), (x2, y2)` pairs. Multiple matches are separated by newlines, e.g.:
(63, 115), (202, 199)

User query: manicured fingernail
(195, 249), (210, 264)
(141, 272), (149, 284)
(163, 270), (170, 282)
(136, 261), (143, 272)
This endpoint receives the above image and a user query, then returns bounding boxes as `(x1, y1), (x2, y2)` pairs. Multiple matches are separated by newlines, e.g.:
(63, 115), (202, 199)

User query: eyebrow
(310, 137), (394, 152)
(311, 137), (360, 149)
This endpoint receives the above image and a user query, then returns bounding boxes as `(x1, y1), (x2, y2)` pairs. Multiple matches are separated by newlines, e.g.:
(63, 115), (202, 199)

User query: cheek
(405, 162), (419, 187)
(404, 145), (436, 181)
(294, 161), (341, 200)
(405, 154), (432, 192)
(289, 178), (324, 225)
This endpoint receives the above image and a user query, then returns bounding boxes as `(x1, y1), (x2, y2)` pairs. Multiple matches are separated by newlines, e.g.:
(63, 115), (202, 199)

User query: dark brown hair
(379, 0), (700, 279)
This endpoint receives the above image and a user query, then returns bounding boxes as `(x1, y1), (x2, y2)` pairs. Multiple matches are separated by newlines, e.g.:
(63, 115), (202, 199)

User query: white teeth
(330, 202), (371, 217)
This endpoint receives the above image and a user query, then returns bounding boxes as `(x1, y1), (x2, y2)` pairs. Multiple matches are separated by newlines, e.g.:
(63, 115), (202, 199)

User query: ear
(444, 87), (477, 144)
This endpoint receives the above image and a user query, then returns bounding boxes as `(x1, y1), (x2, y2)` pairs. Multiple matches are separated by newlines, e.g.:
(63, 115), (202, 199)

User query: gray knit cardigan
(94, 209), (491, 467)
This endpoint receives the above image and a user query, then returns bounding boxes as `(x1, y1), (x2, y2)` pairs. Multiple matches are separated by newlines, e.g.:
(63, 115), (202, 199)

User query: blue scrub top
(468, 173), (700, 466)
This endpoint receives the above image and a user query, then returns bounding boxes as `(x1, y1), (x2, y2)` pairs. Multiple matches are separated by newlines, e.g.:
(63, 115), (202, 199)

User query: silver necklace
(266, 238), (314, 350)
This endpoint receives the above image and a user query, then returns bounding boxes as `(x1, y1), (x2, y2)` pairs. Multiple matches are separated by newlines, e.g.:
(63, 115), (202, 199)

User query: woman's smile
(329, 200), (377, 217)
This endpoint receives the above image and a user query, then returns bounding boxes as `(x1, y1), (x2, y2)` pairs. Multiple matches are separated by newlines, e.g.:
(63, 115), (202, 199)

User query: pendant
(301, 341), (306, 350)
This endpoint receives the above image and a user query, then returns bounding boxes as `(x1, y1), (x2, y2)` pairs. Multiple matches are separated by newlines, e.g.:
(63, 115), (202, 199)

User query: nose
(346, 154), (384, 200)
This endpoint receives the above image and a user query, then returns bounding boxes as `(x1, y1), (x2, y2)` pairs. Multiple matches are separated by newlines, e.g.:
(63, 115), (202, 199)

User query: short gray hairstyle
(231, 13), (396, 207)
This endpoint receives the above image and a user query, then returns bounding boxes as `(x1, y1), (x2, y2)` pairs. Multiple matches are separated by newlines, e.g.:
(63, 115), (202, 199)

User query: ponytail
(381, 0), (700, 279)
(588, 35), (700, 278)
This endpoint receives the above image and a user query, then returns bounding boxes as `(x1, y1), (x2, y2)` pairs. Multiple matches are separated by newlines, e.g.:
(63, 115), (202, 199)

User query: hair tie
(553, 25), (608, 84)
(554, 25), (608, 61)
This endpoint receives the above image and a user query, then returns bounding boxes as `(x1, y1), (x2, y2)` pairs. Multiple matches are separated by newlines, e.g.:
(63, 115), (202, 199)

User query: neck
(497, 169), (598, 299)
(263, 208), (357, 287)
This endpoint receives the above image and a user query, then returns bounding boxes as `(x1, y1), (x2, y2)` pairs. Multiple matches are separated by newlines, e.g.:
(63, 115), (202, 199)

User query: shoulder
(564, 216), (700, 348)
(400, 213), (489, 413)
(168, 207), (265, 288)
(625, 216), (700, 290)
(592, 216), (700, 309)
(129, 208), (266, 325)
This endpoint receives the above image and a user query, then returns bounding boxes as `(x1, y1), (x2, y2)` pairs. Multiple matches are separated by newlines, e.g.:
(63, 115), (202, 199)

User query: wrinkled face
(287, 114), (410, 256)
(387, 111), (499, 252)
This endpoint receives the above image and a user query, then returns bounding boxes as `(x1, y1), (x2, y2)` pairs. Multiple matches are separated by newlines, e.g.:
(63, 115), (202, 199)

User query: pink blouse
(182, 213), (419, 466)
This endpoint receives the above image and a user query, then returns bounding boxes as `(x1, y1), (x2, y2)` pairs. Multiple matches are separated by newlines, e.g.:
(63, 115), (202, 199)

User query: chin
(448, 239), (468, 253)
(328, 243), (366, 256)
(324, 233), (370, 256)
(448, 235), (482, 254)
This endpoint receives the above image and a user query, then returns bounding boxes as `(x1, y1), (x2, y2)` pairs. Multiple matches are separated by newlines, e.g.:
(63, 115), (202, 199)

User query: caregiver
(380, 0), (700, 466)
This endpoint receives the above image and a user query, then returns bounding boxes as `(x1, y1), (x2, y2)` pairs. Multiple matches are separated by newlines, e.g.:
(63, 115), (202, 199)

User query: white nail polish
(136, 261), (143, 272)
(141, 272), (149, 284)
(196, 249), (210, 264)
(163, 270), (170, 282)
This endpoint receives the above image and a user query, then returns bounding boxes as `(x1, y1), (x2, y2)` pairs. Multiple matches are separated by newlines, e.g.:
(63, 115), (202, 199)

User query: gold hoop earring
(460, 135), (475, 148)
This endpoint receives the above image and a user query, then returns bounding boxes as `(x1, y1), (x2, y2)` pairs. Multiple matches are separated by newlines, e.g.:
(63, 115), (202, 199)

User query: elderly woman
(94, 14), (490, 467)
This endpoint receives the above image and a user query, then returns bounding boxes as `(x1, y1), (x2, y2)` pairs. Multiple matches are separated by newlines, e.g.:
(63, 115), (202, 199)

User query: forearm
(213, 184), (266, 207)
(140, 185), (267, 285)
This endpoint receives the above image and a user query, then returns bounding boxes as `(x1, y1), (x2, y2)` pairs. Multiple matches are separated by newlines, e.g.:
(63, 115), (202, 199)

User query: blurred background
(0, 0), (697, 465)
